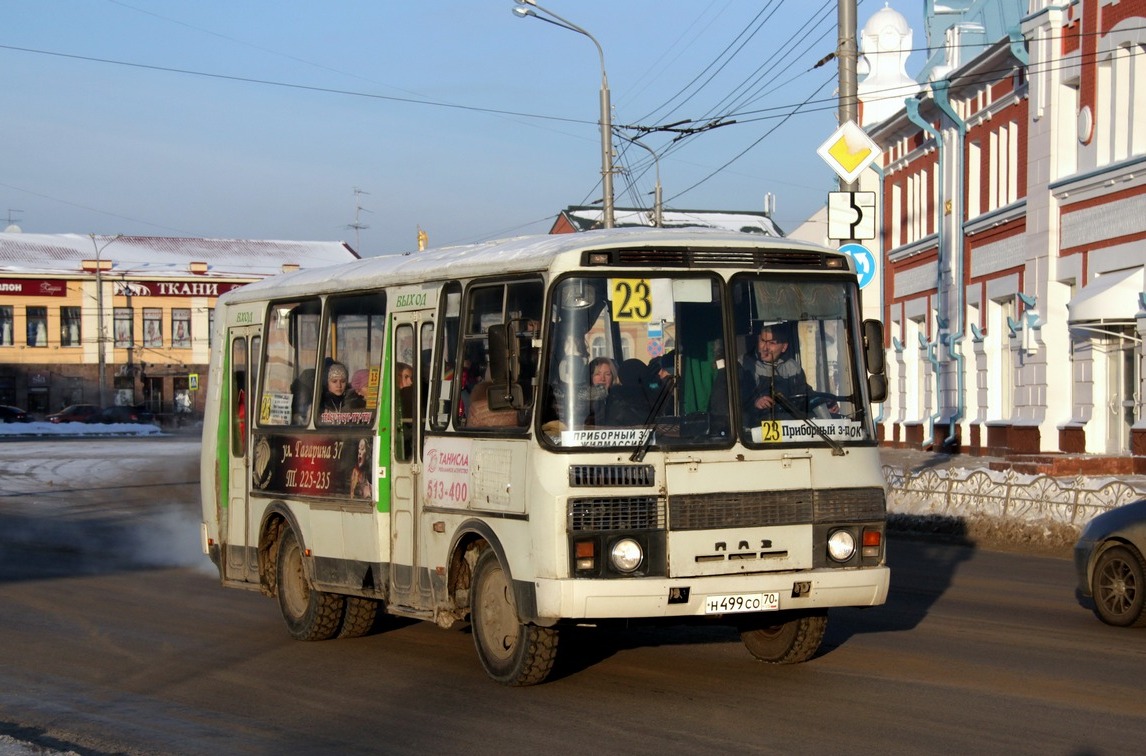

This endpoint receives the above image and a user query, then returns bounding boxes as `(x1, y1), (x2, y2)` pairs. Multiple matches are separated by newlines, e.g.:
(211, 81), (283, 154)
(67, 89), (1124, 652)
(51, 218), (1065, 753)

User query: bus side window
(454, 278), (543, 431)
(230, 336), (247, 457)
(395, 323), (415, 461)
(318, 293), (386, 426)
(430, 283), (461, 432)
(260, 299), (321, 427)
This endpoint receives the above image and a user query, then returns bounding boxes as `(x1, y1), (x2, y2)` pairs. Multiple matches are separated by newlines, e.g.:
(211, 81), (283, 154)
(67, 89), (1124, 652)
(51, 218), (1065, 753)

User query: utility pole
(348, 187), (371, 253)
(89, 233), (121, 409)
(838, 0), (858, 196)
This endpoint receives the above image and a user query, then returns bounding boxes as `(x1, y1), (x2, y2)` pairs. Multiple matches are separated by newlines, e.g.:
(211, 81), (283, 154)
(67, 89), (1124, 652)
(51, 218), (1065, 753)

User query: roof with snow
(227, 227), (838, 304)
(0, 232), (359, 279)
(551, 206), (784, 237)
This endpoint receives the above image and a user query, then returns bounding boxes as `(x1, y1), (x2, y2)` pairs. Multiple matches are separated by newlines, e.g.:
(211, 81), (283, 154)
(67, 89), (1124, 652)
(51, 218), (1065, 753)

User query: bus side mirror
(488, 324), (521, 386)
(863, 319), (885, 376)
(868, 374), (887, 403)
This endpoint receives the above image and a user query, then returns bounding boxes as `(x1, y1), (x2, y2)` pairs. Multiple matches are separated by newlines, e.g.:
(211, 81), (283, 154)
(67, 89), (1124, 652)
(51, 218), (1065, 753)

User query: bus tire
(739, 610), (827, 664)
(276, 526), (345, 641)
(338, 596), (381, 638)
(470, 547), (557, 686)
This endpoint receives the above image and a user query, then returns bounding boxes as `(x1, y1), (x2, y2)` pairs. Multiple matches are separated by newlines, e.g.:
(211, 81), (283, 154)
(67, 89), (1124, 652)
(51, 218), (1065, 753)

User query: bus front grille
(569, 496), (665, 532)
(668, 487), (885, 530)
(670, 490), (813, 530)
(568, 464), (656, 487)
(812, 487), (886, 522)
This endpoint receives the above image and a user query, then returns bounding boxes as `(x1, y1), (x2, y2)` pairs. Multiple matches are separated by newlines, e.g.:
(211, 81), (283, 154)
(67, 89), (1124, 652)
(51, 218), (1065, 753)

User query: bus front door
(389, 315), (435, 611)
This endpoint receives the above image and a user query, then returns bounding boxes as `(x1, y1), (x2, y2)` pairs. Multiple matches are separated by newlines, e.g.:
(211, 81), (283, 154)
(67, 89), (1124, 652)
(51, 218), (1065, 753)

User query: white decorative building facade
(860, 0), (1146, 468)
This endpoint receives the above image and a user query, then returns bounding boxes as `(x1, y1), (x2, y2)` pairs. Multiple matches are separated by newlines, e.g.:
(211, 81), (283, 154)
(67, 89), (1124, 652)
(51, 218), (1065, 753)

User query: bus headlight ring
(827, 529), (857, 562)
(610, 538), (644, 573)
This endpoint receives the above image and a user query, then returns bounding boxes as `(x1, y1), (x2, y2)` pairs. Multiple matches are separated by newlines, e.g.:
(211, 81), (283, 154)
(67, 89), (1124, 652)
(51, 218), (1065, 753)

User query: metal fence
(882, 466), (1144, 527)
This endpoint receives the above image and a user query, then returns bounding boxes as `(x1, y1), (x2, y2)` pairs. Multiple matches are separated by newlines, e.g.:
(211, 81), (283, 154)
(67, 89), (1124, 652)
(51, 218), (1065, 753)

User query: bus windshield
(539, 273), (872, 450)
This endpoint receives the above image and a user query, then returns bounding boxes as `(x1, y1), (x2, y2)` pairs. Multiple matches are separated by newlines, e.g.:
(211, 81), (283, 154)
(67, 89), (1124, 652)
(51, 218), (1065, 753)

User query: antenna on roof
(4, 209), (23, 233)
(347, 188), (371, 252)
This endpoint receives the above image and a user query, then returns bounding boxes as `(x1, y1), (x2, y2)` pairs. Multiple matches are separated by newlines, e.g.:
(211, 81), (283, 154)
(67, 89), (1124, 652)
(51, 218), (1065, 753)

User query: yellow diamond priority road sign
(817, 120), (881, 184)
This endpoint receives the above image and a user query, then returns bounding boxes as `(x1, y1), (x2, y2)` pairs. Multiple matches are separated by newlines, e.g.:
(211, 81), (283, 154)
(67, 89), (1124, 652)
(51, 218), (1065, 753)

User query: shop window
(0, 306), (13, 346)
(26, 306), (47, 347)
(172, 308), (191, 348)
(114, 308), (133, 347)
(60, 306), (81, 347)
(143, 308), (163, 348)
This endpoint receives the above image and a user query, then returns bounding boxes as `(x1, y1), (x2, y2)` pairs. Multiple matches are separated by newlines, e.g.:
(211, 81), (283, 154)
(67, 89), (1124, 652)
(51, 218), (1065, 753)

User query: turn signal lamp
(862, 528), (882, 558)
(575, 539), (595, 571)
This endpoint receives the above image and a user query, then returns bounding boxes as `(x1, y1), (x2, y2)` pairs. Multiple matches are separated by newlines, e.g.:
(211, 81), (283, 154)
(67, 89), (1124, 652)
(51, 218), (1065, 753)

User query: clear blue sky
(2, 0), (926, 256)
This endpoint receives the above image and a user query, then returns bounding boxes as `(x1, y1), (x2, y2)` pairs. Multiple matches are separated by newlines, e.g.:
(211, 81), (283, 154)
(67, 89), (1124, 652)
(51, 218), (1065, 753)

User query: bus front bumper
(530, 565), (889, 622)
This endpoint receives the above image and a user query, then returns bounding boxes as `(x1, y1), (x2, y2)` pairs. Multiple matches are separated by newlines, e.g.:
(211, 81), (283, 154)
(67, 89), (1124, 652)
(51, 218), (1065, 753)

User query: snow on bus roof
(225, 228), (835, 303)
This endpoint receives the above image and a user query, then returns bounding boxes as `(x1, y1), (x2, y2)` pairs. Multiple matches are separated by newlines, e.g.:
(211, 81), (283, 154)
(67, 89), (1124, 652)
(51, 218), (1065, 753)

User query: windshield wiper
(630, 376), (676, 462)
(771, 392), (846, 456)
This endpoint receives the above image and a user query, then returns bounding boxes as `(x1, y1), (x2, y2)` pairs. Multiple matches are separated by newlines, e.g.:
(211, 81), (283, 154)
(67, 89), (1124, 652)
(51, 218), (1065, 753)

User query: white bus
(200, 228), (889, 685)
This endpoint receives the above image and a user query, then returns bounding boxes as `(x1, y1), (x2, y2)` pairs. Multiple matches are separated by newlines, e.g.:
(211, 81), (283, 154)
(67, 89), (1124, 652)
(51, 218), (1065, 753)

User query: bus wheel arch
(257, 503), (299, 598)
(446, 521), (514, 619)
(274, 521), (346, 641)
(468, 545), (558, 686)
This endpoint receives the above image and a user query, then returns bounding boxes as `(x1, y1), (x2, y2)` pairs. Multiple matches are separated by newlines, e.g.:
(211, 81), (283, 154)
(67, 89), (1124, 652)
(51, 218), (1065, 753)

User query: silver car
(1074, 500), (1146, 627)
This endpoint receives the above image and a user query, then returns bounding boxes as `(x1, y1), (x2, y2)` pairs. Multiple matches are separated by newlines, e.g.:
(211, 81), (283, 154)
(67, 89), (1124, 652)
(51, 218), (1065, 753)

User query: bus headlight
(609, 538), (644, 573)
(827, 529), (857, 562)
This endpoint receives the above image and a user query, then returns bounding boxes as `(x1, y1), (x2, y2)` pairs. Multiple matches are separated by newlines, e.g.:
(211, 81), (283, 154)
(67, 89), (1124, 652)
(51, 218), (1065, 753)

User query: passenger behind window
(351, 368), (371, 403)
(396, 361), (415, 428)
(290, 368), (316, 425)
(320, 362), (366, 423)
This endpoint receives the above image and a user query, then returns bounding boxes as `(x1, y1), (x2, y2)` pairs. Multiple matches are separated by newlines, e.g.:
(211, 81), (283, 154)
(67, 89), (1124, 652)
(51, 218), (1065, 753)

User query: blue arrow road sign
(839, 243), (876, 289)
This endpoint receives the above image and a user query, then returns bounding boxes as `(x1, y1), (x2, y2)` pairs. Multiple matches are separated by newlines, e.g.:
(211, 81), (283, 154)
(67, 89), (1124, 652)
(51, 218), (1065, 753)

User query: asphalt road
(0, 438), (1143, 755)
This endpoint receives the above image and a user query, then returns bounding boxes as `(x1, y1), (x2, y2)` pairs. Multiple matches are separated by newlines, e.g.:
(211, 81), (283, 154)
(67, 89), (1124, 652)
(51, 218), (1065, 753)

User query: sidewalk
(879, 446), (1146, 489)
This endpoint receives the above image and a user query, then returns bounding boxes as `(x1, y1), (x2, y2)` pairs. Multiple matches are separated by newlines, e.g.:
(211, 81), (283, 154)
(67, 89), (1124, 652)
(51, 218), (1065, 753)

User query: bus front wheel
(739, 610), (827, 664)
(276, 526), (346, 641)
(469, 547), (557, 686)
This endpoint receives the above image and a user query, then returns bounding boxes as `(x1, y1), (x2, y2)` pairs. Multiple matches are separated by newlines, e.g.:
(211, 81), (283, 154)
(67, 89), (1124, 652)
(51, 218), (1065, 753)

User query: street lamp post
(88, 233), (121, 409)
(512, 0), (614, 228)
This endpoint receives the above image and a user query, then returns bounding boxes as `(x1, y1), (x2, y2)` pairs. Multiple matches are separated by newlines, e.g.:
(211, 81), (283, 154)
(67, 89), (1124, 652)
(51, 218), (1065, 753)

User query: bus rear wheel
(739, 610), (827, 664)
(276, 526), (345, 641)
(338, 596), (382, 638)
(470, 547), (557, 686)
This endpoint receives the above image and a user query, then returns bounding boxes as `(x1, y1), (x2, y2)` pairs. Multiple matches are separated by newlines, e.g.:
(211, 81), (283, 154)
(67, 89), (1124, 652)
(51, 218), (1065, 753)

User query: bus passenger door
(389, 315), (434, 609)
(224, 327), (260, 583)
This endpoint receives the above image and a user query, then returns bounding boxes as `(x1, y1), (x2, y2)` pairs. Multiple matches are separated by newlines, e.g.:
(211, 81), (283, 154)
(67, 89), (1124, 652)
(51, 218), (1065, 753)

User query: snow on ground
(0, 420), (164, 437)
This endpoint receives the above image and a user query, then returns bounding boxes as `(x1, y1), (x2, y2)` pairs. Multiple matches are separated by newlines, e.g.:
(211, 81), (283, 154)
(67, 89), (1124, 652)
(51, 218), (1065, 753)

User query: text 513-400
(425, 479), (468, 502)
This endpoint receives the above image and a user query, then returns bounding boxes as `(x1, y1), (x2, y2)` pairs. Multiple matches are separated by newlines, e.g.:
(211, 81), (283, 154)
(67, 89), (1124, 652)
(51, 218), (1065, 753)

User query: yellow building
(0, 232), (358, 420)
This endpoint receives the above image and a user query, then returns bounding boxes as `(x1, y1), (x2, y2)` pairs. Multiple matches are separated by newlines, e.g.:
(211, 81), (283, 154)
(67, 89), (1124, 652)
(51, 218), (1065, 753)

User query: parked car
(0, 404), (31, 423)
(1074, 499), (1146, 627)
(46, 403), (101, 423)
(91, 404), (156, 425)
